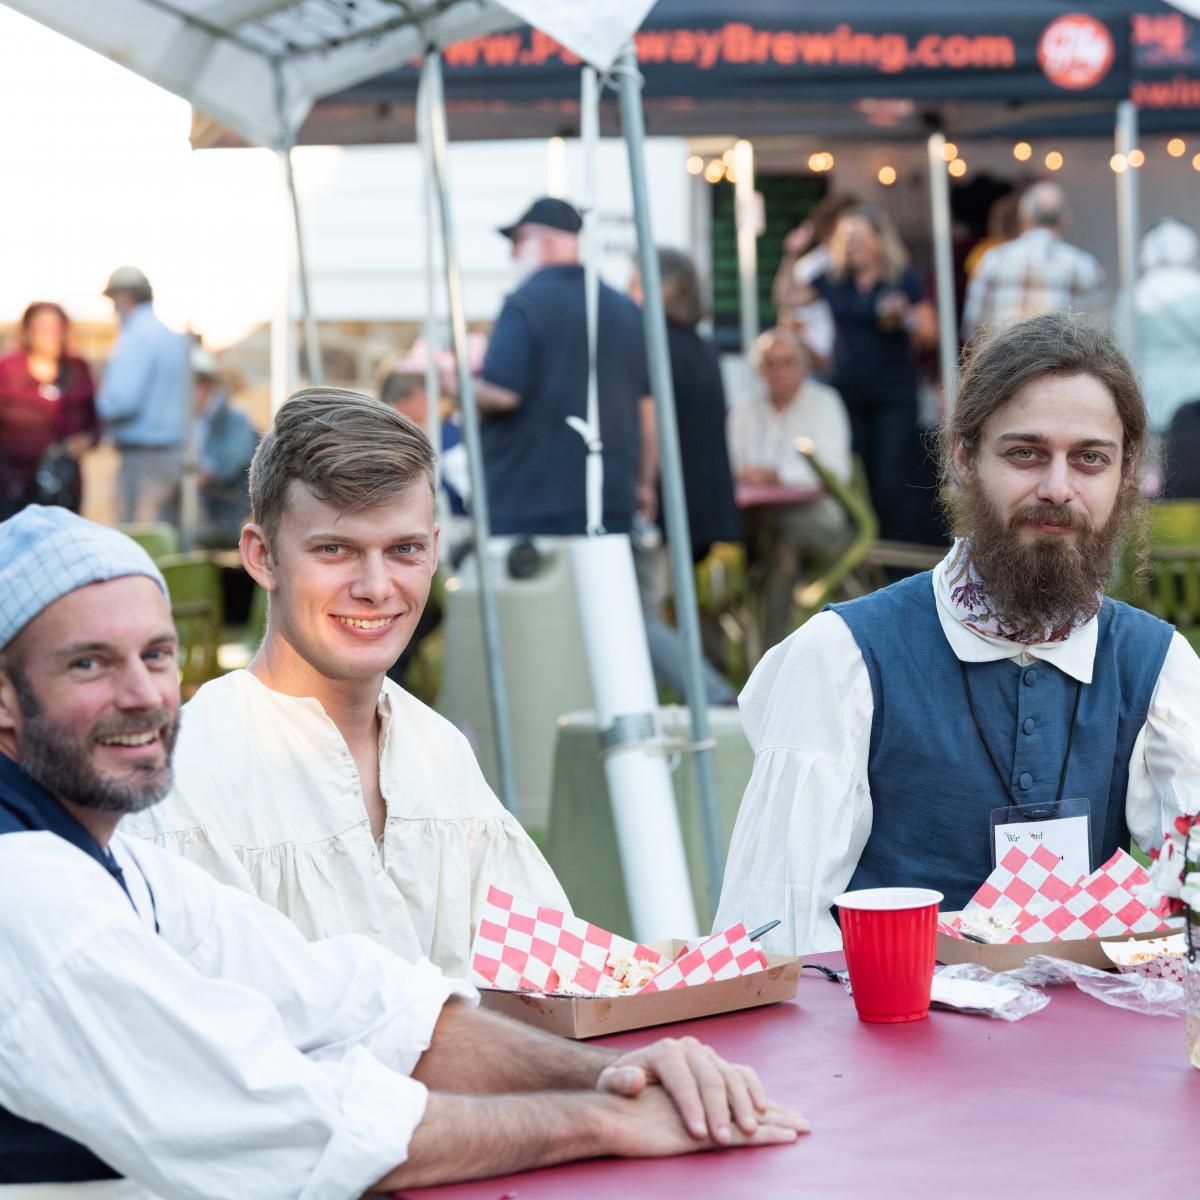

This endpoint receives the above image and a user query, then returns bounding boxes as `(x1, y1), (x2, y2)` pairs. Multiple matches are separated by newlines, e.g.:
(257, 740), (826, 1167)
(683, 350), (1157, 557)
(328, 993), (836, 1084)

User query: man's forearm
(472, 377), (522, 413)
(414, 1001), (615, 1094)
(373, 1091), (612, 1191)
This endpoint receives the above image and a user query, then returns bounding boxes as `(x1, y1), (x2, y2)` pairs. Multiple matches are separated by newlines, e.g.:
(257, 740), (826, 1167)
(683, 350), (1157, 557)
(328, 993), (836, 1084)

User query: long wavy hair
(827, 204), (909, 285)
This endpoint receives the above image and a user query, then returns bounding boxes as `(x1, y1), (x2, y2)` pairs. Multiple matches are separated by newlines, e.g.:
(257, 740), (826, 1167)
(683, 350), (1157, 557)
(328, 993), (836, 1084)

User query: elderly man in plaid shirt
(962, 182), (1108, 342)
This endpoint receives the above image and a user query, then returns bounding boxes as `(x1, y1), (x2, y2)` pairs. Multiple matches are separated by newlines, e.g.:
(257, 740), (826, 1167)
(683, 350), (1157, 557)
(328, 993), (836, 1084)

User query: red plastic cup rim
(833, 887), (945, 912)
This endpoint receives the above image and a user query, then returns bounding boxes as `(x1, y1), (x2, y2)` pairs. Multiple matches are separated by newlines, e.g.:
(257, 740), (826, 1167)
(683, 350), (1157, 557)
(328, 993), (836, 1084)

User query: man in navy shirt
(473, 198), (655, 536)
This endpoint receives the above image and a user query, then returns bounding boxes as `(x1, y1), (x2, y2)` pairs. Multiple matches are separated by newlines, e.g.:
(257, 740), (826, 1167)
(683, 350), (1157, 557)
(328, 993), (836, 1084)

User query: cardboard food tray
(479, 940), (803, 1039)
(936, 910), (1172, 971)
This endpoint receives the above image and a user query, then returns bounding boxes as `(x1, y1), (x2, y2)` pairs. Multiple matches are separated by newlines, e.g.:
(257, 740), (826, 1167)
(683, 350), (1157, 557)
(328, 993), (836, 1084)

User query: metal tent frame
(9, 0), (726, 927)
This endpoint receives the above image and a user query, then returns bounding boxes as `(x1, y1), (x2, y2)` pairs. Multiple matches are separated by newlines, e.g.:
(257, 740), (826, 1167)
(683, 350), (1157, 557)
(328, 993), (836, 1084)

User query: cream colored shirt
(123, 670), (569, 977)
(726, 378), (852, 488)
(715, 551), (1200, 955)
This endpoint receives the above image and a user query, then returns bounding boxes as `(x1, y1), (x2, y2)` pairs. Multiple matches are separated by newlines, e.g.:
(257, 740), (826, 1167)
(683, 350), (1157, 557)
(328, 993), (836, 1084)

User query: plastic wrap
(1008, 954), (1184, 1017)
(929, 963), (1050, 1021)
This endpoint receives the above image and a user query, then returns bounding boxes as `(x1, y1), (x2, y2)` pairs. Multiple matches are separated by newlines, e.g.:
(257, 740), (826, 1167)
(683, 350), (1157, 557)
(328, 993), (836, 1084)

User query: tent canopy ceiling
(3, 0), (654, 148)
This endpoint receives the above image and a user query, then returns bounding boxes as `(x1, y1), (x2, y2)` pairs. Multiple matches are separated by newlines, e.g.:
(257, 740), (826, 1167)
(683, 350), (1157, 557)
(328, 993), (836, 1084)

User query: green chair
(1139, 501), (1200, 653)
(158, 553), (224, 693)
(117, 522), (180, 562)
(789, 446), (879, 625)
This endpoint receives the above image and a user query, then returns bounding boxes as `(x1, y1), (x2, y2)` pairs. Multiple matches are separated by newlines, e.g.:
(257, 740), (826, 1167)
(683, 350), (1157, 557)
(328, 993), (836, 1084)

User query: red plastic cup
(833, 887), (944, 1023)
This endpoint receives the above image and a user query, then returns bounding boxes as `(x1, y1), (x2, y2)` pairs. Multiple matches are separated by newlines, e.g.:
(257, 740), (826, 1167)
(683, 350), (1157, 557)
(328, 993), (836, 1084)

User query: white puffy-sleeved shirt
(123, 670), (568, 977)
(714, 553), (1200, 955)
(0, 815), (476, 1199)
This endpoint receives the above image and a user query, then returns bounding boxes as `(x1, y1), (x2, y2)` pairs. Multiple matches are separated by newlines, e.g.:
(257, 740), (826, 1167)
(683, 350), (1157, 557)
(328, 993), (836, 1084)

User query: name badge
(989, 797), (1092, 883)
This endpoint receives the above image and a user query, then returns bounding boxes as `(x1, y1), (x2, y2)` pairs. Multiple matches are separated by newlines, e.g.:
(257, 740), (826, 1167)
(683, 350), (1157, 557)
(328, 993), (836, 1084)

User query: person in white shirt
(124, 388), (567, 977)
(727, 327), (854, 650)
(0, 506), (808, 1194)
(717, 312), (1200, 955)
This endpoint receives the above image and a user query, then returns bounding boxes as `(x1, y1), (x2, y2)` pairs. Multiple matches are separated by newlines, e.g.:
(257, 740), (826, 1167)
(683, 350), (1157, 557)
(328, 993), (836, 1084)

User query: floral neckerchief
(943, 538), (1099, 646)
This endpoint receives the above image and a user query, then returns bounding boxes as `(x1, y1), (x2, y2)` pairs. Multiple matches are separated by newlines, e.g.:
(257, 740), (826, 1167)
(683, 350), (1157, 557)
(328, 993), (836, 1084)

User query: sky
(0, 6), (293, 346)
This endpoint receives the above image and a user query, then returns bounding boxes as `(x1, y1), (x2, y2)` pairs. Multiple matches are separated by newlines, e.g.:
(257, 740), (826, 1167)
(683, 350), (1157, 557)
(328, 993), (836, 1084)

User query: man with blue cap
(0, 507), (807, 1195)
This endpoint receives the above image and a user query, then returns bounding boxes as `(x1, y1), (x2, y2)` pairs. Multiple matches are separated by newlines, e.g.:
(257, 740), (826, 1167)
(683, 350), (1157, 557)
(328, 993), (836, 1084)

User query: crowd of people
(0, 267), (258, 543)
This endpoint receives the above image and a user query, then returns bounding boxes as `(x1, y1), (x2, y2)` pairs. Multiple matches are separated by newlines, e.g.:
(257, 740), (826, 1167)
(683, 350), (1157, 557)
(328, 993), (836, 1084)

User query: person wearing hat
(96, 266), (190, 524)
(471, 197), (657, 536)
(188, 343), (259, 548)
(0, 507), (807, 1193)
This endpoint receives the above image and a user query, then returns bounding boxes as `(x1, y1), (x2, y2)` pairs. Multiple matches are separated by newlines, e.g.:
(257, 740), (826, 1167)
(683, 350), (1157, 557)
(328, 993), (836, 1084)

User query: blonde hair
(828, 204), (909, 285)
(250, 388), (435, 545)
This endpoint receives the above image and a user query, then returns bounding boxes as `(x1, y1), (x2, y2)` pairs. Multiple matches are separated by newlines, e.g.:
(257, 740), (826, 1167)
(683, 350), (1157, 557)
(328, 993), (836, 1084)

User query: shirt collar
(0, 750), (118, 872)
(931, 548), (1098, 683)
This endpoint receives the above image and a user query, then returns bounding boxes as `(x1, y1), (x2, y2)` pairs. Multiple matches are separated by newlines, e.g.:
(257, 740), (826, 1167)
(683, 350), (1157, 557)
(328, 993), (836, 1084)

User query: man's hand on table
(597, 1035), (810, 1147)
(596, 1084), (808, 1158)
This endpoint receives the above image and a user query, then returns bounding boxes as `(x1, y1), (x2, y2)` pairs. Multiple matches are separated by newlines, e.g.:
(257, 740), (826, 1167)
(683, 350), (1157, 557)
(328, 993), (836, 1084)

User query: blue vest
(829, 573), (1173, 912)
(0, 755), (132, 1185)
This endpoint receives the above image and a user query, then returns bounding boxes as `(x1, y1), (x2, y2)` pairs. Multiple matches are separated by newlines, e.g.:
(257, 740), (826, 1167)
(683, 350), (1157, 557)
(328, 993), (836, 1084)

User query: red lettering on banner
(671, 30), (697, 63)
(771, 31), (798, 65)
(723, 22), (753, 64)
(636, 30), (671, 63)
(1038, 13), (1114, 90)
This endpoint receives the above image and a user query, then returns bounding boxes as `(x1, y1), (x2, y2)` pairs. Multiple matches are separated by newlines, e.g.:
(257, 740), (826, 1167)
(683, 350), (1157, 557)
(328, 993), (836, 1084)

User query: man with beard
(715, 312), (1200, 954)
(0, 506), (807, 1193)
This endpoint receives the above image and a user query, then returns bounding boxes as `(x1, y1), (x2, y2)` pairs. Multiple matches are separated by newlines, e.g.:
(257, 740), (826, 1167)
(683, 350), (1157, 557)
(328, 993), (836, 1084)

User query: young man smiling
(716, 312), (1200, 954)
(126, 389), (568, 975)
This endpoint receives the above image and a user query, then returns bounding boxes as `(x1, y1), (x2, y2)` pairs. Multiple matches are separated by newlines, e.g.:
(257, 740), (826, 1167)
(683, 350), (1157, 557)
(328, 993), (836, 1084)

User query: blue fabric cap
(0, 506), (168, 650)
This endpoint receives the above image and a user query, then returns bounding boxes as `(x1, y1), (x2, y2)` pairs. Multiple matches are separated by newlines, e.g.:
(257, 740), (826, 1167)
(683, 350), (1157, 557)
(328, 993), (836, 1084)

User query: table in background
(399, 954), (1197, 1199)
(735, 482), (824, 509)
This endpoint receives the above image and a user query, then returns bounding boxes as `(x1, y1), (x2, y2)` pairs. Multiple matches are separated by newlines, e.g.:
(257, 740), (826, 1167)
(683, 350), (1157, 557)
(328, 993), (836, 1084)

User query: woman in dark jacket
(642, 248), (740, 561)
(0, 301), (97, 515)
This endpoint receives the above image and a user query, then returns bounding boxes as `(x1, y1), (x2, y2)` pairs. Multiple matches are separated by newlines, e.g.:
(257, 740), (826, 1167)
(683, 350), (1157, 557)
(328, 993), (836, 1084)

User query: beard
(955, 473), (1139, 641)
(11, 669), (179, 816)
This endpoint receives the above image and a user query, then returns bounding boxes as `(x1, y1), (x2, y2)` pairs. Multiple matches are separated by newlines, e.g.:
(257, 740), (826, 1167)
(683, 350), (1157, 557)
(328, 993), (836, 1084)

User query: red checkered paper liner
(1015, 850), (1170, 942)
(951, 843), (1081, 941)
(952, 846), (1170, 943)
(637, 923), (768, 992)
(470, 885), (663, 995)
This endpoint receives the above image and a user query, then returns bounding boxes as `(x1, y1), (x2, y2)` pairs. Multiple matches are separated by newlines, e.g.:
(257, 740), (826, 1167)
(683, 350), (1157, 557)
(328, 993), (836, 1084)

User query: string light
(807, 151), (834, 172)
(1193, 153), (1200, 172)
(877, 165), (897, 186)
(1045, 151), (1064, 171)
(722, 148), (737, 167)
(725, 166), (738, 185)
(1128, 148), (1145, 168)
(1013, 141), (1032, 161)
(940, 141), (959, 162)
(686, 155), (704, 175)
(948, 158), (967, 177)
(703, 159), (725, 184)
(1110, 153), (1127, 173)
(1167, 138), (1186, 158)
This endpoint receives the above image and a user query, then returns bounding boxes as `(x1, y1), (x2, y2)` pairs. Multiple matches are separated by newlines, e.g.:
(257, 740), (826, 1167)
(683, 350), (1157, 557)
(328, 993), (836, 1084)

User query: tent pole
(281, 144), (324, 387)
(1114, 101), (1140, 366)
(274, 68), (322, 388)
(733, 138), (759, 357)
(422, 49), (520, 817)
(417, 77), (444, 503)
(926, 132), (958, 406)
(614, 43), (724, 922)
(270, 151), (296, 415)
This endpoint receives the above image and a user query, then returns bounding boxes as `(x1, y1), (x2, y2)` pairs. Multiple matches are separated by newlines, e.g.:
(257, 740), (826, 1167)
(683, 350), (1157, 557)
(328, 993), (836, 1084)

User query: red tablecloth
(398, 955), (1197, 1199)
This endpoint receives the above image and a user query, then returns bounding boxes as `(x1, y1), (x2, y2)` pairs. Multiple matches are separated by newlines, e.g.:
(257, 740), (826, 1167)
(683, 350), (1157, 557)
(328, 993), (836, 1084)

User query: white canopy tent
(7, 0), (730, 936)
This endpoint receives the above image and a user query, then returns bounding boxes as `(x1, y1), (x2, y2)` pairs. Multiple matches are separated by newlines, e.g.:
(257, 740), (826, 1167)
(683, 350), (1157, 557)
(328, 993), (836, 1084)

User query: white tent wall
(277, 137), (693, 326)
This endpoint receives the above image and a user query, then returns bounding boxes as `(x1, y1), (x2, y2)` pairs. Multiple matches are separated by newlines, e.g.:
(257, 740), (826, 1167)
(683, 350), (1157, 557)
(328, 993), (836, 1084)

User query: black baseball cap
(498, 197), (583, 241)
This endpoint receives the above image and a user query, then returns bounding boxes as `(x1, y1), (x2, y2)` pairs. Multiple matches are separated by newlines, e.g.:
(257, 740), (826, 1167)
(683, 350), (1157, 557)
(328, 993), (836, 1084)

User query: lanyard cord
(958, 660), (1082, 814)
